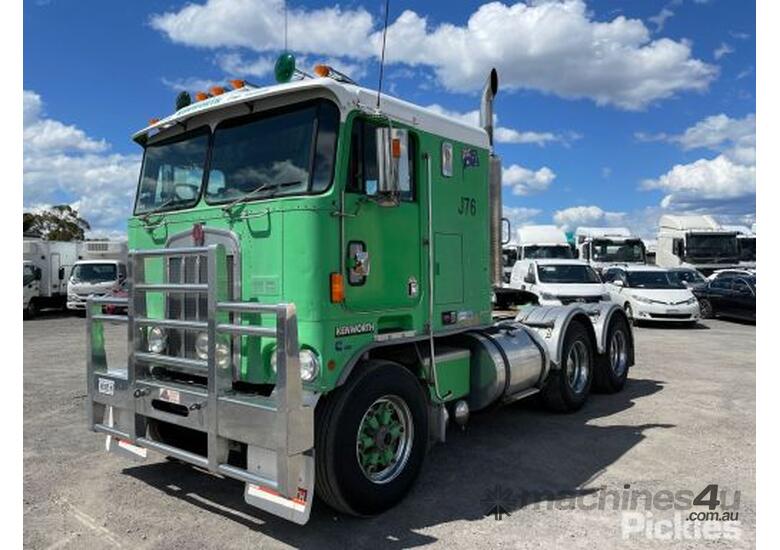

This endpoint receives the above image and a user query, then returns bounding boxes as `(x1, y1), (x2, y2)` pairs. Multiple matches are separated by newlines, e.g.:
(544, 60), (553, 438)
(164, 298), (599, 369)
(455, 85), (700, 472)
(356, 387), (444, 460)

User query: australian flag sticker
(462, 148), (479, 168)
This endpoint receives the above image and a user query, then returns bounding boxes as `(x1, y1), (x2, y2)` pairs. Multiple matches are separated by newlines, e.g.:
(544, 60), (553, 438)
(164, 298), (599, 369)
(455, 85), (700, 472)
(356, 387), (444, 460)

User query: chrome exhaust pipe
(480, 69), (503, 287)
(479, 68), (499, 149)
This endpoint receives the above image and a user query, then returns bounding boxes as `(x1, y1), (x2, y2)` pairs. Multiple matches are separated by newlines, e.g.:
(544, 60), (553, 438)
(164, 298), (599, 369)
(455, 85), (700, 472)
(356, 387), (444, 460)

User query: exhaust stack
(480, 69), (503, 287)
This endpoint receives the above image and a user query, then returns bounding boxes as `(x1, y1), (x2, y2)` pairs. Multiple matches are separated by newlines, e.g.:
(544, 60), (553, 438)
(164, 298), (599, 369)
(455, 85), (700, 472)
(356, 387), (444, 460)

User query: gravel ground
(23, 313), (755, 549)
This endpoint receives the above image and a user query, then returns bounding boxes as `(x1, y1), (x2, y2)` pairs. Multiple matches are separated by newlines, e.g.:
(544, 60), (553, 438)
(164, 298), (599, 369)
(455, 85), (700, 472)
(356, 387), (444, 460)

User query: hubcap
(609, 330), (628, 377)
(356, 395), (414, 484)
(565, 340), (590, 394)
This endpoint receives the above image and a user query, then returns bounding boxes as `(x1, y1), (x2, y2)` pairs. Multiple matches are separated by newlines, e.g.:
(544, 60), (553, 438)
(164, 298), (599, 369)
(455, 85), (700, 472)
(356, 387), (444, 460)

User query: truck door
(341, 118), (422, 314)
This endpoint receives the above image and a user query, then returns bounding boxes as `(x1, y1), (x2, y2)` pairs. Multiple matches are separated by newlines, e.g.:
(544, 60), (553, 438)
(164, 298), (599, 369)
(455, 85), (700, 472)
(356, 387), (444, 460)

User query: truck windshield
(133, 99), (340, 214)
(685, 233), (739, 261)
(135, 128), (210, 215)
(205, 99), (339, 203)
(627, 271), (684, 289)
(737, 237), (756, 262)
(591, 239), (645, 263)
(502, 247), (518, 267)
(522, 245), (573, 259)
(23, 265), (35, 286)
(537, 264), (600, 284)
(71, 263), (117, 283)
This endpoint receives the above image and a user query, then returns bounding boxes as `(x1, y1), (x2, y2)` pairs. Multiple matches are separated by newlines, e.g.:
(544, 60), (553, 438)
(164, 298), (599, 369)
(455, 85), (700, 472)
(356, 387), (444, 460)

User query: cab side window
(348, 118), (415, 200)
(602, 269), (616, 283)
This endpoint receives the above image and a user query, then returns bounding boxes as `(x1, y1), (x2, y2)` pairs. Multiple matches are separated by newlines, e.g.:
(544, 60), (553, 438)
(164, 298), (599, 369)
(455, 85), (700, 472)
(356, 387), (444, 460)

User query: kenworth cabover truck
(500, 225), (572, 284)
(656, 215), (740, 276)
(85, 60), (634, 524)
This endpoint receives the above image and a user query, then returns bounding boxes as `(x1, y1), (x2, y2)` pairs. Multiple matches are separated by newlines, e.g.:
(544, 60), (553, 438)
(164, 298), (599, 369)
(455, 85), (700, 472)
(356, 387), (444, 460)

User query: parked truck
(85, 59), (634, 524)
(67, 240), (128, 312)
(656, 215), (740, 276)
(721, 224), (756, 269)
(575, 227), (646, 271)
(23, 238), (81, 318)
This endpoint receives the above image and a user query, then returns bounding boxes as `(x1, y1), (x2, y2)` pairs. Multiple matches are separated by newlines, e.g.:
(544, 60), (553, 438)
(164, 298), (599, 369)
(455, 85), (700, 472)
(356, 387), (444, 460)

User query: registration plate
(159, 388), (181, 404)
(97, 378), (115, 396)
(665, 309), (679, 314)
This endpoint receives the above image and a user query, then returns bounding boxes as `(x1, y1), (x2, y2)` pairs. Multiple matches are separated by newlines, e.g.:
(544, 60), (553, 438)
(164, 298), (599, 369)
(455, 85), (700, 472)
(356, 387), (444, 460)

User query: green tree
(22, 205), (91, 241)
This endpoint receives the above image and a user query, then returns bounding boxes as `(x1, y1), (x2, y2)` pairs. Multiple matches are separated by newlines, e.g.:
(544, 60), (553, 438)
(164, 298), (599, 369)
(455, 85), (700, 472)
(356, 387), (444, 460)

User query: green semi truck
(86, 58), (634, 524)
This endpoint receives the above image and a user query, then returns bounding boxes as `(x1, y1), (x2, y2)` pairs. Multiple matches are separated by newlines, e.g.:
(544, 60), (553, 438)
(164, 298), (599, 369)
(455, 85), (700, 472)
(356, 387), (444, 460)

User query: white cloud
(649, 8), (674, 32)
(638, 112), (755, 213)
(713, 42), (734, 60)
(425, 104), (577, 146)
(216, 52), (275, 78)
(161, 76), (226, 92)
(151, 0), (717, 110)
(23, 91), (108, 153)
(503, 206), (542, 233)
(23, 90), (140, 234)
(641, 155), (755, 210)
(552, 205), (626, 231)
(502, 164), (556, 195)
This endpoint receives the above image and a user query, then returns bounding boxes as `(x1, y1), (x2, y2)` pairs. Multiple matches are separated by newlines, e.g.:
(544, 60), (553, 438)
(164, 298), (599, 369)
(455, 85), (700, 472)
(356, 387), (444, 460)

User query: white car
(602, 266), (700, 325)
(509, 259), (609, 306)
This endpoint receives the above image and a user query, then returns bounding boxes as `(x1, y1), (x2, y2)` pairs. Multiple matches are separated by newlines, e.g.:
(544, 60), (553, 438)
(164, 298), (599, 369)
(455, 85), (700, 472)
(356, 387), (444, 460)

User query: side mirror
(582, 246), (590, 261)
(375, 127), (409, 206)
(34, 267), (42, 281)
(501, 218), (511, 245)
(524, 270), (536, 284)
(673, 239), (684, 257)
(58, 267), (65, 280)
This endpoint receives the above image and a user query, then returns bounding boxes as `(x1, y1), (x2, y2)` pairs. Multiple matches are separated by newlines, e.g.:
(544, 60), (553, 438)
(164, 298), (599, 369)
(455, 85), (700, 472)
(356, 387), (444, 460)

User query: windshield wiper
(222, 180), (303, 213)
(139, 198), (177, 224)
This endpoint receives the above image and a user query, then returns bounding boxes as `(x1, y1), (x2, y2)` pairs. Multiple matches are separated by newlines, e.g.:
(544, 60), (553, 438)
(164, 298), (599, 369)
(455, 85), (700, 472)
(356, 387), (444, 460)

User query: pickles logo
(335, 322), (375, 337)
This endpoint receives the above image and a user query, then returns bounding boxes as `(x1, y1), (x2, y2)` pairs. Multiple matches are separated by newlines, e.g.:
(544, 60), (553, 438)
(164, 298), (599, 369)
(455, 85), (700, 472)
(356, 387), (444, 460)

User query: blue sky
(23, 0), (756, 237)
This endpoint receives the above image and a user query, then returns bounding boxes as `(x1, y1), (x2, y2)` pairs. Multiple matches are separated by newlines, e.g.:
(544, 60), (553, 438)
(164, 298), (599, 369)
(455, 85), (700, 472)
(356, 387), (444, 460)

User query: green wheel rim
(356, 395), (414, 484)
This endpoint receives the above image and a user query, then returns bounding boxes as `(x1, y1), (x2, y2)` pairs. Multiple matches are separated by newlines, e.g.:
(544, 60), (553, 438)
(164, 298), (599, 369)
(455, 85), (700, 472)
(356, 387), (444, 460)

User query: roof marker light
(149, 118), (161, 126)
(210, 85), (225, 96)
(313, 64), (330, 78)
(230, 79), (245, 89)
(195, 91), (208, 102)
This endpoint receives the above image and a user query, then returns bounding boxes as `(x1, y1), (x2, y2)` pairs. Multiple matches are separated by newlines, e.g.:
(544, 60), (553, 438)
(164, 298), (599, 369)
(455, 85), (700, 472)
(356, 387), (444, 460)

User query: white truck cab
(501, 225), (572, 284)
(509, 258), (609, 307)
(67, 241), (128, 311)
(721, 224), (756, 270)
(656, 215), (740, 277)
(575, 227), (646, 272)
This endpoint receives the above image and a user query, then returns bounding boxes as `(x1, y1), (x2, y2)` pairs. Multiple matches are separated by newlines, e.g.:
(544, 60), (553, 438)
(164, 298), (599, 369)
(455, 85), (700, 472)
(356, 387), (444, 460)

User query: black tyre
(594, 315), (631, 393)
(25, 299), (38, 319)
(698, 298), (714, 319)
(315, 360), (429, 516)
(541, 321), (594, 412)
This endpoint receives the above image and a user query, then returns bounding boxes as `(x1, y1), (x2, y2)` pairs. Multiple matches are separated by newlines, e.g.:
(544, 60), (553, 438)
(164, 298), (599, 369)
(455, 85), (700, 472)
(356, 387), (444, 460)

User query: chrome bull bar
(86, 244), (315, 523)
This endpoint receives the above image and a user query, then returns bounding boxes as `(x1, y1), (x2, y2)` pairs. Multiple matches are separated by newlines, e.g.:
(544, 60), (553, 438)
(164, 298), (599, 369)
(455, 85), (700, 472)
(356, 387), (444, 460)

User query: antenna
(376, 0), (390, 110)
(283, 0), (288, 51)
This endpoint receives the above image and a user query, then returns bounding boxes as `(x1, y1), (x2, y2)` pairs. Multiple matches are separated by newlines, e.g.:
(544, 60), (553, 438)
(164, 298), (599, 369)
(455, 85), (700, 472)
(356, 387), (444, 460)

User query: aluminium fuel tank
(457, 323), (548, 411)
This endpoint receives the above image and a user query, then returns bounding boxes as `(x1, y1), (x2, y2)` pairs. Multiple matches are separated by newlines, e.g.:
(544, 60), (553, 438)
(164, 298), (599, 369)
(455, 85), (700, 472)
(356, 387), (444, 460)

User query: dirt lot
(23, 313), (755, 549)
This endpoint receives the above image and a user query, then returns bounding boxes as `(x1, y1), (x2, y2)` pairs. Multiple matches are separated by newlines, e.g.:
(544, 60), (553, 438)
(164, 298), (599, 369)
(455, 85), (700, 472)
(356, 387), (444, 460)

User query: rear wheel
(25, 299), (38, 319)
(594, 315), (630, 393)
(541, 321), (594, 412)
(315, 360), (428, 516)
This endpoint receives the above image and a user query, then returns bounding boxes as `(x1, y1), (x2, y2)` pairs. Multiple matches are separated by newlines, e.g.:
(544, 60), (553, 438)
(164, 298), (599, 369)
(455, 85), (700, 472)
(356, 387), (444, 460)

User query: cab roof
(134, 77), (490, 149)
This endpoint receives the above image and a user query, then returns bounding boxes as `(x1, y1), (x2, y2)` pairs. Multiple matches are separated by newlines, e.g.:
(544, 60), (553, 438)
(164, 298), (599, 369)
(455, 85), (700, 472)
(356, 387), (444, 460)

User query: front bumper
(86, 244), (316, 524)
(632, 301), (700, 322)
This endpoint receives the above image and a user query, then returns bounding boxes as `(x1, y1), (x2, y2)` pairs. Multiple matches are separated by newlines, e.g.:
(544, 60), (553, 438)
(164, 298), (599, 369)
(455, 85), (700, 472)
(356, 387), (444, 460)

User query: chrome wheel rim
(565, 340), (590, 394)
(356, 395), (413, 484)
(609, 330), (628, 377)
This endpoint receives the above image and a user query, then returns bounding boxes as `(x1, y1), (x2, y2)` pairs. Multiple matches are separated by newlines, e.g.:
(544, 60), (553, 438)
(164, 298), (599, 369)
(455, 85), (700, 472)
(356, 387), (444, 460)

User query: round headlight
(299, 349), (320, 382)
(148, 326), (167, 354)
(215, 341), (230, 369)
(195, 332), (209, 360)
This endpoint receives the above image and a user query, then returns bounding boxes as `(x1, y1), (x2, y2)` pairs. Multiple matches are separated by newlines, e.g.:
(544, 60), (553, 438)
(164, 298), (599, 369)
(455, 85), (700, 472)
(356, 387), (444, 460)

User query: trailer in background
(721, 225), (756, 269)
(23, 238), (81, 318)
(67, 240), (128, 312)
(656, 215), (740, 277)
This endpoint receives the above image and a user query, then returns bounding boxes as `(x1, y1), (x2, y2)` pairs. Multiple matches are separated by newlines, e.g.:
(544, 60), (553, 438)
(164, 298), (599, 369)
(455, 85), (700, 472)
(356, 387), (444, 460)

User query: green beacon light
(274, 52), (296, 83)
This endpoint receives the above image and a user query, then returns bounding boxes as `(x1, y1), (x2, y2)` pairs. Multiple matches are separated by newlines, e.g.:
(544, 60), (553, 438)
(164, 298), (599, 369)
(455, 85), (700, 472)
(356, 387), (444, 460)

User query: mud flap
(243, 451), (315, 525)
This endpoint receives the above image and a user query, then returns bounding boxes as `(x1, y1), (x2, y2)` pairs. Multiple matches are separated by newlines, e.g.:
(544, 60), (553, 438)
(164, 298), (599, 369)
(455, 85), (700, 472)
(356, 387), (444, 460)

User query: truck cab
(575, 227), (646, 272)
(67, 241), (128, 311)
(23, 261), (40, 316)
(721, 224), (756, 269)
(656, 215), (740, 277)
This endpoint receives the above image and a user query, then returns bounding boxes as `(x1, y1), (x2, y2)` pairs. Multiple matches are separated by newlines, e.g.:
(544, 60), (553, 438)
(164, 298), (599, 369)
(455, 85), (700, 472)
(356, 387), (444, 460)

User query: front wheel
(541, 321), (594, 412)
(315, 360), (429, 516)
(25, 299), (38, 319)
(698, 298), (714, 319)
